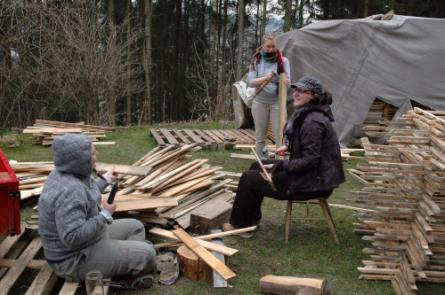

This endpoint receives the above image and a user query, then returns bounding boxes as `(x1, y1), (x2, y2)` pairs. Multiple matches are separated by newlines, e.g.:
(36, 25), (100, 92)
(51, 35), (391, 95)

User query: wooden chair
(284, 198), (339, 244)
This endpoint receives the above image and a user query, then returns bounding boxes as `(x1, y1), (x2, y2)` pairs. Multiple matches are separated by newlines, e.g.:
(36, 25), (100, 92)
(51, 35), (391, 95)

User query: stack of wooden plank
(150, 128), (273, 150)
(362, 98), (398, 138)
(112, 144), (235, 228)
(11, 144), (236, 229)
(23, 119), (115, 146)
(9, 161), (54, 200)
(351, 108), (445, 294)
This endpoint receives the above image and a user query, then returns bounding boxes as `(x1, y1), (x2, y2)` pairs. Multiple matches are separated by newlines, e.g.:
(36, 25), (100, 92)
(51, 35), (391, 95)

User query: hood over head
(52, 134), (92, 177)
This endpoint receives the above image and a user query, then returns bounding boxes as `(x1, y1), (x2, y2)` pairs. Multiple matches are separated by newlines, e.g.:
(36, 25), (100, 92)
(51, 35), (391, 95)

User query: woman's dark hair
(310, 91), (333, 105)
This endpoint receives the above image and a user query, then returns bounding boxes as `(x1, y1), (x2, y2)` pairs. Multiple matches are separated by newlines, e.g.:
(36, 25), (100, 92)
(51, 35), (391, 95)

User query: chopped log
(173, 228), (236, 280)
(259, 275), (326, 295)
(177, 245), (213, 282)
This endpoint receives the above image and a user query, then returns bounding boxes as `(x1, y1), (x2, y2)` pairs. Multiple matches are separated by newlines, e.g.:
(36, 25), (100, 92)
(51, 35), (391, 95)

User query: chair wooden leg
(318, 199), (339, 244)
(285, 201), (293, 244)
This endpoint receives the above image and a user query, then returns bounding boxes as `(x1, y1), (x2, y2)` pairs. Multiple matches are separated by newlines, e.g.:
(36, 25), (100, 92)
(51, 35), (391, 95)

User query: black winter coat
(274, 105), (345, 194)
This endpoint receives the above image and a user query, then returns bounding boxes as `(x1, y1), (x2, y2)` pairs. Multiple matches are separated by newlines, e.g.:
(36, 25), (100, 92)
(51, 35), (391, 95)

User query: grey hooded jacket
(38, 134), (108, 262)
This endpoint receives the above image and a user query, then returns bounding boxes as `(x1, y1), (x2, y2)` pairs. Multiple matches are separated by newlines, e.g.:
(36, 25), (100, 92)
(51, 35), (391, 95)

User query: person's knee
(141, 243), (157, 272)
(127, 219), (146, 240)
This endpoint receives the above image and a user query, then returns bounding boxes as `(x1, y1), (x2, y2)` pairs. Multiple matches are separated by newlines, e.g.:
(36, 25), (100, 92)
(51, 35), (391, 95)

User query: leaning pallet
(351, 108), (445, 294)
(0, 225), (109, 294)
(149, 128), (273, 150)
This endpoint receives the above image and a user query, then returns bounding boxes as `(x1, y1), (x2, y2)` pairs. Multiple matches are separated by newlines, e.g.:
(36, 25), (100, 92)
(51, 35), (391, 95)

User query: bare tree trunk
(126, 0), (132, 125)
(173, 0), (182, 121)
(141, 0), (152, 125)
(235, 0), (245, 80)
(255, 0), (260, 48)
(298, 0), (304, 28)
(283, 0), (292, 32)
(388, 0), (395, 11)
(260, 0), (267, 40)
(107, 0), (116, 126)
(364, 0), (369, 17)
(408, 0), (415, 15)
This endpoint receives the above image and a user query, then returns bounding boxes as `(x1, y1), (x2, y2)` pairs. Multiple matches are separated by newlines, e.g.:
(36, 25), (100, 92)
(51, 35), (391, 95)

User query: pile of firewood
(350, 108), (445, 294)
(22, 119), (115, 146)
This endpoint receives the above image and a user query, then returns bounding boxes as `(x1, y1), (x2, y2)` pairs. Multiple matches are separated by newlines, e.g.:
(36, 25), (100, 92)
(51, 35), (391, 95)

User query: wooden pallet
(0, 226), (108, 295)
(150, 128), (272, 149)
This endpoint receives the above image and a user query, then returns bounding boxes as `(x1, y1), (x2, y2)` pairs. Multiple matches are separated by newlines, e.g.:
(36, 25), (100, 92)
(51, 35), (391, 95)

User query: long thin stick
(250, 147), (276, 191)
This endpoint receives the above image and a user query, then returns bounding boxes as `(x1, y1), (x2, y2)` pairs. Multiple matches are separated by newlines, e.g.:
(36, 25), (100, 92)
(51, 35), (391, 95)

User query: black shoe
(130, 274), (154, 289)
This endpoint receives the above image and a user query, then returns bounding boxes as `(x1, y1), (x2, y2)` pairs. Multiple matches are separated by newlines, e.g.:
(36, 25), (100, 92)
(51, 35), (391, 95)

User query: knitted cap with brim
(291, 76), (323, 95)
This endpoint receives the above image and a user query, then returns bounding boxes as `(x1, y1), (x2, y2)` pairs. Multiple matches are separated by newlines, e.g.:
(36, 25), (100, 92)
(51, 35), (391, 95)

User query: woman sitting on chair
(224, 76), (345, 237)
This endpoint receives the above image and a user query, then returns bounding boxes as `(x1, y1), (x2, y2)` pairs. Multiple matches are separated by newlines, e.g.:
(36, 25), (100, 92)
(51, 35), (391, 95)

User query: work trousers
(230, 161), (332, 228)
(50, 219), (156, 282)
(252, 100), (280, 159)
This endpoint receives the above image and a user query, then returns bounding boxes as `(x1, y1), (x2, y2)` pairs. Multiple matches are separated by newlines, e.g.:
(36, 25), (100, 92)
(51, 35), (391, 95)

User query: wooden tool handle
(250, 148), (276, 191)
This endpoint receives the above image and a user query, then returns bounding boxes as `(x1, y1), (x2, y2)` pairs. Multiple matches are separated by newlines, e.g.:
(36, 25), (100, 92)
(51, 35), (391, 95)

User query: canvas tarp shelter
(276, 14), (445, 146)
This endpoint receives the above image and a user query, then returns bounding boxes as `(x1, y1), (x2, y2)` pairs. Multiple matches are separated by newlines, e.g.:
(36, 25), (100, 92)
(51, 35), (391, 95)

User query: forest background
(1, 0), (444, 129)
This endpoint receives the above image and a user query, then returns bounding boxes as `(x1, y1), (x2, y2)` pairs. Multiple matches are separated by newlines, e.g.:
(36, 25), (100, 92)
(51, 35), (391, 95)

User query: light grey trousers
(50, 219), (156, 282)
(252, 100), (280, 159)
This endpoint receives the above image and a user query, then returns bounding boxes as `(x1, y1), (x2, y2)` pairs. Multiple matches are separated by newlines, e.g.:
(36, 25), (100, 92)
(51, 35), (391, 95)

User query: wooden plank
(150, 228), (238, 256)
(157, 176), (213, 197)
(0, 237), (42, 293)
(0, 259), (46, 269)
(193, 129), (216, 145)
(212, 129), (232, 141)
(239, 129), (256, 141)
(95, 162), (151, 176)
(115, 198), (178, 212)
(206, 130), (226, 143)
(203, 130), (224, 144)
(58, 281), (79, 295)
(0, 225), (25, 258)
(172, 129), (191, 144)
(154, 225), (257, 249)
(23, 127), (84, 134)
(277, 73), (288, 148)
(159, 128), (179, 145)
(230, 153), (256, 160)
(143, 159), (207, 191)
(260, 275), (325, 295)
(92, 141), (115, 146)
(34, 119), (114, 132)
(150, 129), (166, 145)
(182, 129), (205, 144)
(25, 263), (57, 295)
(173, 228), (236, 280)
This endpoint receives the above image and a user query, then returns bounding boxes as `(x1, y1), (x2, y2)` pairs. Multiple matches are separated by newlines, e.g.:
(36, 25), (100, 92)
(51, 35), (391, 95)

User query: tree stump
(259, 275), (326, 295)
(177, 245), (213, 282)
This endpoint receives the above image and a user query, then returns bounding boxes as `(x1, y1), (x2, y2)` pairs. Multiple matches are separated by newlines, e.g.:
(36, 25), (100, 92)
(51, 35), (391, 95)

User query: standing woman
(248, 34), (291, 160)
(224, 76), (345, 236)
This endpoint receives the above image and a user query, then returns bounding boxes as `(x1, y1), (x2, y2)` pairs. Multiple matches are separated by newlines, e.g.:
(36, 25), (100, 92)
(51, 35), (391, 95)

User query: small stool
(284, 198), (339, 244)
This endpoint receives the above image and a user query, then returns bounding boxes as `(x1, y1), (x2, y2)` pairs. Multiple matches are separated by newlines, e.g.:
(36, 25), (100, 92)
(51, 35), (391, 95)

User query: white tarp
(276, 14), (445, 146)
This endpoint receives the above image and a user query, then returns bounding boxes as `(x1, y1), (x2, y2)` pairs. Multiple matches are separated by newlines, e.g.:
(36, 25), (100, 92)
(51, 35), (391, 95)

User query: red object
(0, 149), (21, 236)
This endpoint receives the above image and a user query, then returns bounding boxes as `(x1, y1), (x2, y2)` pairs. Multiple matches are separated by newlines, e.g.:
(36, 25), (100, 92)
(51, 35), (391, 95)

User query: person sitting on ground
(224, 76), (345, 237)
(38, 134), (156, 288)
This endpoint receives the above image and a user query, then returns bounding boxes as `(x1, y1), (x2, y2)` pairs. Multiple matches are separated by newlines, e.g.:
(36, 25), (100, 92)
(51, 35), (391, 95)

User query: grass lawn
(1, 123), (443, 295)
